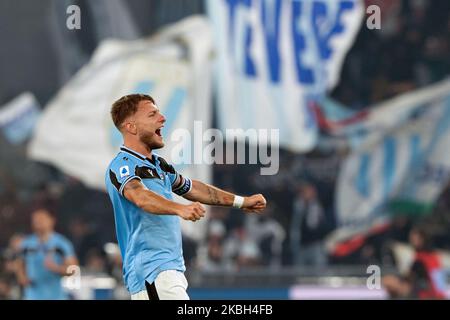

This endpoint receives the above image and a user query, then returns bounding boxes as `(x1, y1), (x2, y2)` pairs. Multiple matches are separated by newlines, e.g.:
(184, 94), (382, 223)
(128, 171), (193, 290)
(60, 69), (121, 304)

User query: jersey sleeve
(58, 237), (76, 259)
(108, 157), (142, 197)
(158, 156), (192, 196)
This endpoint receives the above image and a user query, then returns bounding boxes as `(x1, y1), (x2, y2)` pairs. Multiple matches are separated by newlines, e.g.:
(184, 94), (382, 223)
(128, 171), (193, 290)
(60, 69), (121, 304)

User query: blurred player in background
(15, 208), (78, 300)
(105, 94), (267, 300)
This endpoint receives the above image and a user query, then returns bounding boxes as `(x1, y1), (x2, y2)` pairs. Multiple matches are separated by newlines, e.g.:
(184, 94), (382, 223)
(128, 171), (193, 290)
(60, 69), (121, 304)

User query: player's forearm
(16, 260), (30, 286)
(123, 179), (185, 216)
(52, 264), (71, 276)
(16, 268), (27, 282)
(184, 180), (236, 206)
(132, 189), (184, 216)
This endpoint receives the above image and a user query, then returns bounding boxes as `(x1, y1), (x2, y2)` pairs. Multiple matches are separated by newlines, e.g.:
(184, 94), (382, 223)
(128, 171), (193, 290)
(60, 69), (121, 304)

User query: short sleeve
(108, 157), (142, 196)
(157, 156), (192, 196)
(59, 237), (76, 258)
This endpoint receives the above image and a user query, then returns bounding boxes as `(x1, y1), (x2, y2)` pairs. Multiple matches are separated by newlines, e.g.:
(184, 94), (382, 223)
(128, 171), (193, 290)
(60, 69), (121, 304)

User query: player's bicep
(123, 178), (147, 204)
(108, 161), (143, 195)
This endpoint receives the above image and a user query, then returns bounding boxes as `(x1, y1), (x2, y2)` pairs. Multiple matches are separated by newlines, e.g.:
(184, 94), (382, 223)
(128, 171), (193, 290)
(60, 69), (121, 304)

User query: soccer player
(16, 208), (78, 300)
(105, 94), (267, 300)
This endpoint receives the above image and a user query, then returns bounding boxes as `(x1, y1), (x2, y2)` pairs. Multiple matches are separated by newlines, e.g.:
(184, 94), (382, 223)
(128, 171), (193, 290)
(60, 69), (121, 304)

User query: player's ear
(123, 121), (137, 135)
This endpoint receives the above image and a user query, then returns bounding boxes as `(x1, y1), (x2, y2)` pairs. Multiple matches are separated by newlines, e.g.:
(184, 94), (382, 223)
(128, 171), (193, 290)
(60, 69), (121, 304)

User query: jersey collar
(34, 231), (56, 245)
(120, 145), (157, 165)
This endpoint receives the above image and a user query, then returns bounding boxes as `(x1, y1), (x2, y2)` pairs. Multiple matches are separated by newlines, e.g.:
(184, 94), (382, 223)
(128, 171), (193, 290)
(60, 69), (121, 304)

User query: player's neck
(123, 140), (152, 159)
(36, 231), (52, 243)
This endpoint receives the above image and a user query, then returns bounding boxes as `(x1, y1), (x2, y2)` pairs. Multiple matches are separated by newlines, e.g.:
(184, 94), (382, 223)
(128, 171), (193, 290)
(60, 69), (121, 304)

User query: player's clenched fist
(242, 194), (267, 213)
(177, 202), (206, 221)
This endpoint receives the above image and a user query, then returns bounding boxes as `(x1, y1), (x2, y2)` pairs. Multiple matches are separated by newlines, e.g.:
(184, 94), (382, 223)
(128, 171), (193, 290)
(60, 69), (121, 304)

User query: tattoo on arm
(207, 186), (221, 205)
(123, 179), (144, 200)
(124, 179), (142, 191)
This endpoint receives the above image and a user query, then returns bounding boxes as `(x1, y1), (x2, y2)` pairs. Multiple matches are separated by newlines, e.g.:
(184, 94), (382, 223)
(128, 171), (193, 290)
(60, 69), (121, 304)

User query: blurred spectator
(83, 248), (108, 276)
(332, 0), (450, 108)
(361, 216), (412, 266)
(67, 216), (102, 266)
(1, 233), (25, 298)
(223, 225), (261, 269)
(290, 183), (329, 267)
(196, 220), (227, 271)
(103, 242), (123, 282)
(182, 234), (198, 269)
(246, 208), (285, 268)
(382, 227), (447, 299)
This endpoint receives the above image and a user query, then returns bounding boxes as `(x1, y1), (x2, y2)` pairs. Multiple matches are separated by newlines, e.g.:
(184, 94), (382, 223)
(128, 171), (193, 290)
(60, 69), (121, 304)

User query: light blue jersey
(20, 232), (75, 300)
(105, 146), (192, 294)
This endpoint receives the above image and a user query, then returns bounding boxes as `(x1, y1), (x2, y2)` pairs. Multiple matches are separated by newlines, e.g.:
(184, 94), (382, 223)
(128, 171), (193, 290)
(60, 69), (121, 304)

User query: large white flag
(28, 16), (213, 240)
(335, 79), (450, 237)
(207, 0), (363, 152)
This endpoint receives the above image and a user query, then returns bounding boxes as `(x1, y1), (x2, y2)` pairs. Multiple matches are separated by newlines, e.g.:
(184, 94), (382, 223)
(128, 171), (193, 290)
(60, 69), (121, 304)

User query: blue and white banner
(0, 92), (41, 145)
(335, 79), (450, 234)
(207, 0), (363, 152)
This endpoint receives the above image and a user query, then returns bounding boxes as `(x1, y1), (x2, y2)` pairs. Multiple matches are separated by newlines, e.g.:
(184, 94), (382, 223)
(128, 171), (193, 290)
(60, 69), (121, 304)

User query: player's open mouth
(155, 127), (163, 137)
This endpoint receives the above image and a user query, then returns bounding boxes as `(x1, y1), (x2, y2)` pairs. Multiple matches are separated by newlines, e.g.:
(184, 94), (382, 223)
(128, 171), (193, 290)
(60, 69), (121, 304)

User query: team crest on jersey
(119, 165), (130, 178)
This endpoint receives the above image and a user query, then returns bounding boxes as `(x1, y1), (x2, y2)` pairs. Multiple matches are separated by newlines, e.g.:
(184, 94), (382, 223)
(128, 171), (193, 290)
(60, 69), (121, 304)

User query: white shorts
(131, 270), (189, 300)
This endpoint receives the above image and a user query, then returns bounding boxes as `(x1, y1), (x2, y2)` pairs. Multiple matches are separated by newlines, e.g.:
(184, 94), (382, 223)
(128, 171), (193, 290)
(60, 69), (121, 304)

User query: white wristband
(233, 195), (245, 209)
